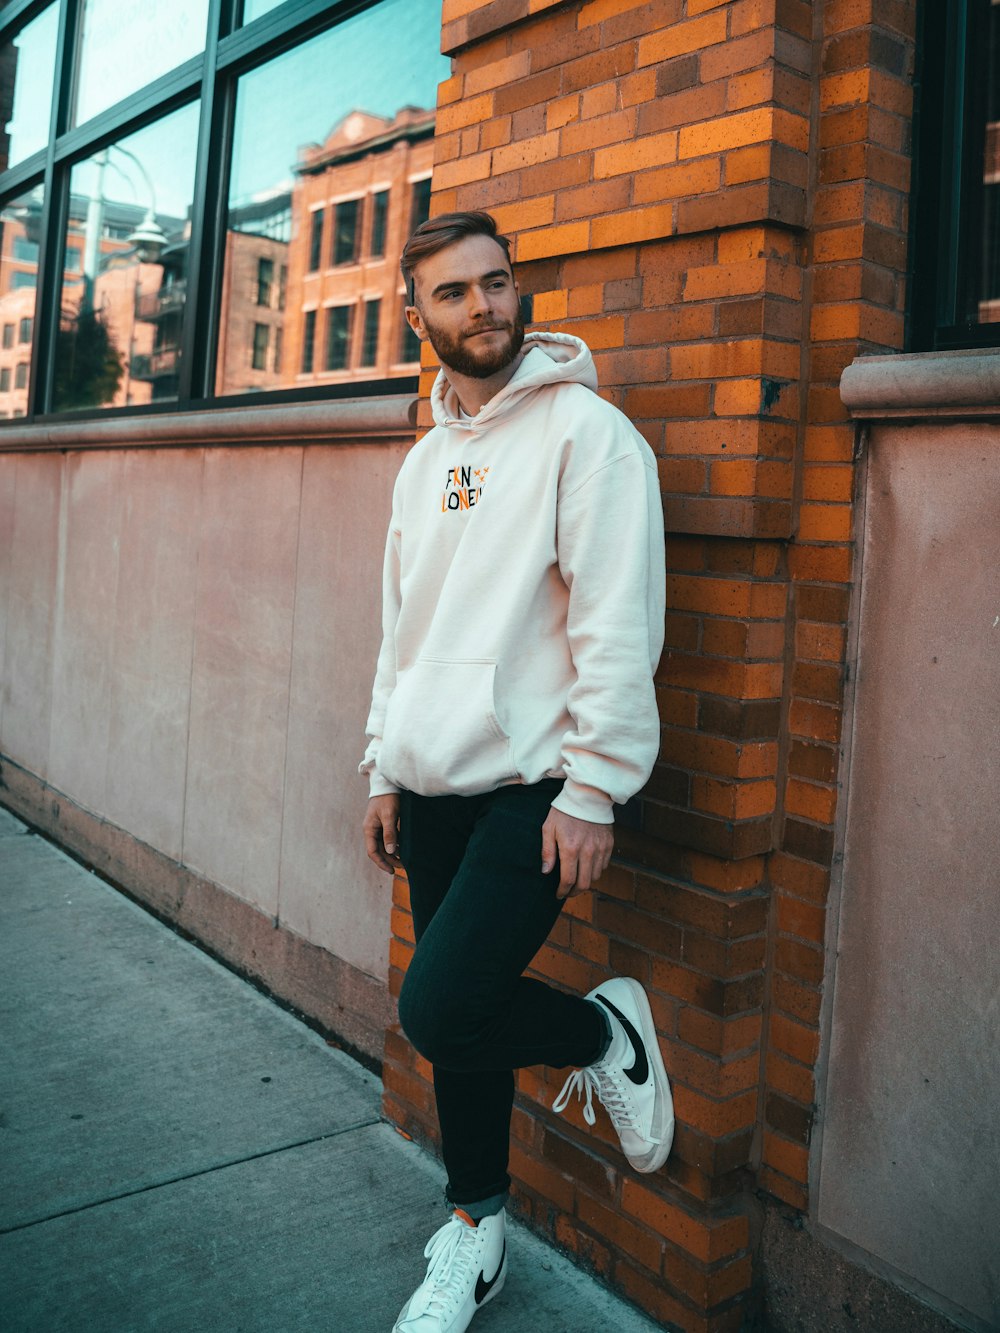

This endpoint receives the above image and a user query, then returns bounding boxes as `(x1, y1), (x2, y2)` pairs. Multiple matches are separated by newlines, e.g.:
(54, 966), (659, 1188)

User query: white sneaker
(393, 1209), (507, 1332)
(553, 976), (674, 1173)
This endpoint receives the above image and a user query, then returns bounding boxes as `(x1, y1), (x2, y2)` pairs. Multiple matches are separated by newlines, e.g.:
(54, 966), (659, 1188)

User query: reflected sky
(229, 0), (449, 209)
(74, 0), (210, 127)
(2, 2), (59, 167)
(69, 101), (201, 225)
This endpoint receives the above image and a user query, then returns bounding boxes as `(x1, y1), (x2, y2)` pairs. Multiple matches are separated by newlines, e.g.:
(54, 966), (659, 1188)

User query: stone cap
(841, 348), (1000, 419)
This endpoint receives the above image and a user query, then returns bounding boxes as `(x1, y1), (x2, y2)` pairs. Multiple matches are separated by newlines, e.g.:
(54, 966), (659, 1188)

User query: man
(361, 211), (672, 1333)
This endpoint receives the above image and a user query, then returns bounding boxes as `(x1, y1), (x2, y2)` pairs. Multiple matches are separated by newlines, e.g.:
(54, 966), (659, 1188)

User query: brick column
(381, 2), (917, 1329)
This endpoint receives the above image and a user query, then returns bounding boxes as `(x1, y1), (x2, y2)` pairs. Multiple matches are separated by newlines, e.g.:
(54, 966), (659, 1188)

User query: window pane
(74, 0), (209, 127)
(360, 298), (380, 366)
(0, 3), (59, 169)
(242, 0), (286, 23)
(0, 184), (44, 419)
(53, 103), (200, 413)
(216, 0), (448, 396)
(324, 304), (353, 371)
(977, 0), (1000, 322)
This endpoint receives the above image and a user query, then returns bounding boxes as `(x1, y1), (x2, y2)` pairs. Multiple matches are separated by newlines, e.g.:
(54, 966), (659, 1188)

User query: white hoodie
(360, 332), (665, 824)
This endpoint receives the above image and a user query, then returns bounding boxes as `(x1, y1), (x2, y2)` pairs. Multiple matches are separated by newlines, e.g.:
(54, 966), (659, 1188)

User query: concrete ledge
(0, 393), (418, 452)
(841, 349), (1000, 419)
(0, 756), (394, 1066)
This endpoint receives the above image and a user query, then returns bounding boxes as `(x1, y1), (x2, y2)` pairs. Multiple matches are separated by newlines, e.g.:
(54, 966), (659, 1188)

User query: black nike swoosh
(596, 993), (649, 1086)
(474, 1239), (506, 1304)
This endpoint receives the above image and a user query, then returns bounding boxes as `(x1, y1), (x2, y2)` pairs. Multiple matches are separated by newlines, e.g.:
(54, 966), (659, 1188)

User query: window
(411, 176), (432, 232)
(324, 305), (353, 371)
(308, 210), (324, 272)
(333, 199), (361, 265)
(19, 318), (32, 344)
(0, 369), (9, 391)
(301, 309), (316, 373)
(360, 299), (380, 367)
(0, 0), (448, 422)
(2, 325), (12, 349)
(257, 257), (274, 307)
(370, 190), (389, 258)
(911, 0), (1000, 347)
(251, 323), (269, 370)
(400, 318), (421, 364)
(0, 4), (59, 168)
(15, 363), (28, 388)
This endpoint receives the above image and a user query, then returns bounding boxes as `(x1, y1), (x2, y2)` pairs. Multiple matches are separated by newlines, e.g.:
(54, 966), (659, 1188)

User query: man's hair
(400, 210), (513, 305)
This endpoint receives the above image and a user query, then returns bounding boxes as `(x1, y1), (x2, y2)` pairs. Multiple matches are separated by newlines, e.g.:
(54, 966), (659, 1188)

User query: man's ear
(405, 304), (426, 341)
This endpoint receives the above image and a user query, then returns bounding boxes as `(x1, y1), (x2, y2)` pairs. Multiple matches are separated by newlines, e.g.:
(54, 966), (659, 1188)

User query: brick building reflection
(216, 104), (434, 395)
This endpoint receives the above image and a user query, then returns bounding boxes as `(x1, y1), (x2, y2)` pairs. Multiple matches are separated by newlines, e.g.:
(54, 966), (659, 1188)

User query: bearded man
(361, 211), (673, 1333)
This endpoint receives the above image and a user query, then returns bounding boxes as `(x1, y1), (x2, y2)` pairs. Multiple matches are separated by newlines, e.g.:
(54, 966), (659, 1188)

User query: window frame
(909, 0), (1000, 350)
(0, 0), (421, 428)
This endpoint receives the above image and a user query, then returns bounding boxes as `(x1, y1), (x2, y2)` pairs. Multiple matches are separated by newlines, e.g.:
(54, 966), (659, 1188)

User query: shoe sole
(607, 976), (674, 1174)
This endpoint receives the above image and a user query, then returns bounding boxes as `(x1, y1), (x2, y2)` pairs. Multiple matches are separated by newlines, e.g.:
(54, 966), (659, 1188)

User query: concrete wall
(0, 400), (413, 1058)
(816, 361), (1000, 1333)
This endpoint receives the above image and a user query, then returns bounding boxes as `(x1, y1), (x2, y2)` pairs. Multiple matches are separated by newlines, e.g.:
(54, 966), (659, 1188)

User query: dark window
(13, 237), (39, 263)
(252, 322), (269, 370)
(370, 190), (389, 257)
(400, 318), (421, 364)
(301, 309), (316, 373)
(278, 265), (287, 311)
(333, 199), (361, 265)
(65, 247), (82, 273)
(11, 272), (37, 289)
(360, 299), (380, 366)
(325, 305), (353, 370)
(308, 210), (324, 272)
(273, 326), (283, 372)
(411, 177), (432, 232)
(256, 258), (274, 307)
(2, 325), (12, 349)
(19, 318), (32, 344)
(911, 0), (1000, 348)
(15, 363), (28, 388)
(0, 369), (9, 391)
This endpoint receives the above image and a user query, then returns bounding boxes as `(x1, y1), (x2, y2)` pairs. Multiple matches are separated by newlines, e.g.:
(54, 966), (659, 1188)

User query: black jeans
(397, 780), (608, 1207)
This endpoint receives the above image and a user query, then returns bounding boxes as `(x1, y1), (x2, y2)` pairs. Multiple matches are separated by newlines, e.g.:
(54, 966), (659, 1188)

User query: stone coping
(0, 394), (419, 452)
(841, 348), (1000, 418)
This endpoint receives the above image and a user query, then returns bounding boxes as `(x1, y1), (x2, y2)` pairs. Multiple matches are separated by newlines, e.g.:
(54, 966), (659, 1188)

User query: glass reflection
(0, 185), (45, 419)
(242, 0), (286, 23)
(54, 103), (200, 413)
(216, 0), (448, 396)
(978, 0), (1000, 322)
(0, 3), (59, 169)
(74, 0), (209, 127)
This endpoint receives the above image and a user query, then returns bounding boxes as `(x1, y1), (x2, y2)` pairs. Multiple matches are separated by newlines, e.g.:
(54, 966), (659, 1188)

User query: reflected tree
(52, 307), (125, 411)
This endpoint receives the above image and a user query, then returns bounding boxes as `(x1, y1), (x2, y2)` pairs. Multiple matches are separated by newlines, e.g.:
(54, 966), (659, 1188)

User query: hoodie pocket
(379, 658), (517, 796)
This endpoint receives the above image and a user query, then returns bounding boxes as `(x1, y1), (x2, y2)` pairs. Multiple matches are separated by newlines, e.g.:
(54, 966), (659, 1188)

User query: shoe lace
(553, 1062), (648, 1136)
(418, 1216), (480, 1315)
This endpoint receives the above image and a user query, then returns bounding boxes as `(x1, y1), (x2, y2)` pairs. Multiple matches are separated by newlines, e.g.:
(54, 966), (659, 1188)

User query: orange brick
(436, 93), (495, 134)
(687, 852), (767, 893)
(621, 1180), (750, 1263)
(776, 886), (827, 942)
(797, 502), (852, 542)
(532, 289), (568, 321)
(673, 1084), (759, 1137)
(563, 315), (626, 349)
(491, 130), (561, 174)
(766, 1051), (815, 1105)
(591, 204), (673, 248)
(821, 69), (871, 111)
(804, 424), (854, 461)
(795, 620), (847, 661)
(769, 1012), (820, 1067)
(490, 195), (555, 233)
(680, 108), (809, 159)
(727, 67), (775, 111)
(567, 283), (604, 316)
(637, 11), (729, 65)
(577, 0), (649, 26)
(433, 150), (493, 190)
(801, 463), (854, 502)
(788, 698), (842, 744)
(693, 776), (777, 819)
(789, 544), (853, 583)
(464, 51), (531, 96)
(763, 1131), (809, 1183)
(561, 108), (637, 155)
(632, 155), (722, 204)
(516, 220), (590, 261)
(593, 129), (678, 178)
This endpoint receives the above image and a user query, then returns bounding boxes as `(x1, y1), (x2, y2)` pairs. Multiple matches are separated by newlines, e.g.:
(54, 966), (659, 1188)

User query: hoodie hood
(430, 331), (598, 432)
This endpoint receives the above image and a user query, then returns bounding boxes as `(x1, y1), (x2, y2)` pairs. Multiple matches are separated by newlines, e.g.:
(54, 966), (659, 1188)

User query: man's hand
(364, 794), (401, 874)
(541, 807), (614, 899)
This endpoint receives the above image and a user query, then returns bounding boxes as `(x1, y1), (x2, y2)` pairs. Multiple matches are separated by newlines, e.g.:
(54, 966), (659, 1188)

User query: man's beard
(422, 306), (525, 379)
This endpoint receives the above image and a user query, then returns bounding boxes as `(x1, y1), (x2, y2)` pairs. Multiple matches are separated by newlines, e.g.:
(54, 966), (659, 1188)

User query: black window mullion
(0, 0), (51, 46)
(177, 0), (227, 403)
(28, 0), (78, 418)
(216, 0), (375, 73)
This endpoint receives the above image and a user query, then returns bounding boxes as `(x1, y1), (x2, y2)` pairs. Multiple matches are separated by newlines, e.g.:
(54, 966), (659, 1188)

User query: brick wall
(382, 1), (917, 1328)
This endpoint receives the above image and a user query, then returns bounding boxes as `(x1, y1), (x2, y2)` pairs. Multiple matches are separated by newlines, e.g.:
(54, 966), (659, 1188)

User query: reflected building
(215, 192), (292, 396)
(282, 105), (433, 387)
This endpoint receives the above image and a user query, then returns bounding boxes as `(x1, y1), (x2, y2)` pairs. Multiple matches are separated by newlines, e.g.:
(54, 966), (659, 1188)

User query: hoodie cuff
(551, 779), (614, 824)
(362, 765), (401, 799)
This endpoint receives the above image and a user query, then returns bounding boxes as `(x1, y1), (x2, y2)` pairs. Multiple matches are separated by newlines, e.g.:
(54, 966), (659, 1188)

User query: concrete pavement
(0, 804), (660, 1332)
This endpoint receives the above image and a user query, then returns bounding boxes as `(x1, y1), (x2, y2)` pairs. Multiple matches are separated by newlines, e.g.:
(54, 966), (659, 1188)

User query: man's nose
(467, 285), (491, 317)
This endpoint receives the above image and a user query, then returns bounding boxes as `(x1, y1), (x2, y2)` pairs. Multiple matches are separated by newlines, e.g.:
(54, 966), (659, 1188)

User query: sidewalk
(0, 805), (661, 1333)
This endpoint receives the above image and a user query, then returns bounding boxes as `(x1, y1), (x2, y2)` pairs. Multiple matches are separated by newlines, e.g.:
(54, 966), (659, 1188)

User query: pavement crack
(0, 1116), (382, 1236)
